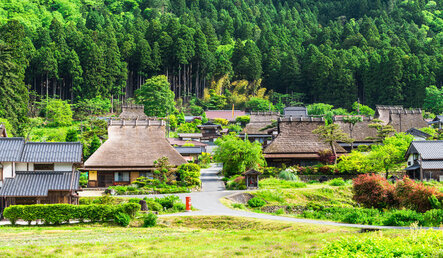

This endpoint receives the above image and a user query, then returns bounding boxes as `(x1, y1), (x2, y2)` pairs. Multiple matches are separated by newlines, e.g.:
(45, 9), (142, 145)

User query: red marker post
(185, 197), (192, 212)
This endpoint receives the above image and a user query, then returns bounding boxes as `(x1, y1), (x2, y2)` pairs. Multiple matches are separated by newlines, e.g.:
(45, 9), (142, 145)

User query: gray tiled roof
(284, 107), (308, 117)
(406, 141), (443, 160)
(0, 171), (80, 197)
(0, 138), (25, 162)
(175, 146), (205, 154)
(21, 142), (82, 163)
(422, 160), (443, 170)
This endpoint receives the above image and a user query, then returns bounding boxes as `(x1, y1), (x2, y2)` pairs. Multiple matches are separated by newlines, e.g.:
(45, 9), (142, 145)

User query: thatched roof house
(83, 119), (186, 187)
(375, 105), (427, 132)
(333, 116), (377, 151)
(240, 112), (279, 146)
(283, 107), (308, 118)
(119, 104), (149, 119)
(263, 117), (346, 166)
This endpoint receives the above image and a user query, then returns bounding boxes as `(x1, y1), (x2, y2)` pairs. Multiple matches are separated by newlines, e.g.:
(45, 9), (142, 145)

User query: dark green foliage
(3, 203), (140, 225)
(143, 213), (157, 227)
(88, 135), (101, 157)
(328, 178), (346, 186)
(114, 212), (131, 227)
(248, 197), (267, 208)
(154, 195), (181, 209)
(245, 98), (274, 112)
(65, 128), (79, 142)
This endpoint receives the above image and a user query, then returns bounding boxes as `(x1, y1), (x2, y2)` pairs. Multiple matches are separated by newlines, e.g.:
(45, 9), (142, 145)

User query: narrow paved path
(123, 164), (439, 230)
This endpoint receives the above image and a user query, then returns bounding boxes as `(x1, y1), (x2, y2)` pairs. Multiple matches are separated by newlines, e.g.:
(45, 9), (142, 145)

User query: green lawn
(0, 216), (361, 257)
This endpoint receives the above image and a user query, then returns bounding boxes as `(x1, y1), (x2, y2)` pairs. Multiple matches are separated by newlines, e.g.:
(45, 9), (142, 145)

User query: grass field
(0, 216), (361, 257)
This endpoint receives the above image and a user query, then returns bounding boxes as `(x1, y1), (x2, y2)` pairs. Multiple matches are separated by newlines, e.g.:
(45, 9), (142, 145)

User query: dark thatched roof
(264, 118), (346, 156)
(119, 105), (149, 119)
(84, 121), (186, 169)
(375, 105), (427, 132)
(242, 112), (279, 135)
(333, 116), (377, 142)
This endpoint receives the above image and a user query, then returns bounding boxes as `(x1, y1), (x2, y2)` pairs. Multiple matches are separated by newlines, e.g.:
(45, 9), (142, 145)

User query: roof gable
(21, 142), (83, 163)
(406, 141), (443, 160)
(0, 138), (25, 162)
(0, 171), (79, 197)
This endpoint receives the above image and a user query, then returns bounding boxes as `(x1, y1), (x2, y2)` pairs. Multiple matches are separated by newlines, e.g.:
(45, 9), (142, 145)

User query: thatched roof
(84, 120), (186, 169)
(333, 116), (377, 142)
(264, 118), (346, 156)
(205, 110), (246, 122)
(0, 124), (7, 137)
(375, 105), (427, 132)
(119, 104), (149, 119)
(242, 112), (279, 135)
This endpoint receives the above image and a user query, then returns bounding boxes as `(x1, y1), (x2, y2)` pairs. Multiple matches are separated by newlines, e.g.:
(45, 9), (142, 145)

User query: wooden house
(197, 122), (223, 142)
(430, 115), (443, 129)
(178, 133), (203, 142)
(405, 141), (443, 181)
(0, 139), (82, 214)
(174, 146), (206, 162)
(239, 112), (279, 146)
(405, 128), (432, 141)
(263, 117), (346, 167)
(83, 119), (186, 187)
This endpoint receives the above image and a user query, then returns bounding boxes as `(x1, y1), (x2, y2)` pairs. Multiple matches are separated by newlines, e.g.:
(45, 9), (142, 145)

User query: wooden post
(419, 155), (423, 181)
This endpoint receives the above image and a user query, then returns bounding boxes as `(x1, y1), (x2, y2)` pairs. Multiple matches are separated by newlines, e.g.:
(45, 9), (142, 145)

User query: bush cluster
(328, 178), (347, 186)
(177, 163), (201, 187)
(143, 213), (157, 227)
(301, 205), (443, 227)
(109, 182), (190, 195)
(114, 212), (131, 227)
(3, 203), (140, 225)
(353, 174), (443, 212)
(248, 197), (267, 208)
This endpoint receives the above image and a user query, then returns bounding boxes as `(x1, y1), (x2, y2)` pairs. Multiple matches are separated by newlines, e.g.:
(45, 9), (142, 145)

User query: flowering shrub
(352, 174), (395, 209)
(318, 149), (335, 165)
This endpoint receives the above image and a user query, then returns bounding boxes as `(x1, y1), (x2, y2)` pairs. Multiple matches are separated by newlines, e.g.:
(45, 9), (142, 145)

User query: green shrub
(172, 202), (186, 212)
(423, 209), (443, 226)
(143, 198), (163, 211)
(278, 170), (299, 181)
(383, 209), (424, 226)
(155, 195), (180, 209)
(114, 212), (131, 227)
(143, 213), (157, 227)
(177, 163), (201, 187)
(275, 208), (285, 215)
(258, 178), (306, 189)
(254, 190), (285, 203)
(129, 198), (141, 204)
(248, 197), (266, 208)
(232, 203), (246, 209)
(329, 178), (346, 186)
(3, 203), (140, 225)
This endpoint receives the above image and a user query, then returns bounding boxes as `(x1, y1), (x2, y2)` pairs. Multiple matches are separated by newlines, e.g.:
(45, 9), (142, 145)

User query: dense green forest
(0, 0), (442, 135)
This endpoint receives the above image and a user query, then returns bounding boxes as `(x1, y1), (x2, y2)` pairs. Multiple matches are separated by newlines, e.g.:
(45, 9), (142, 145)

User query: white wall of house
(54, 163), (73, 171)
(1, 162), (13, 179)
(407, 154), (414, 166)
(15, 162), (27, 171)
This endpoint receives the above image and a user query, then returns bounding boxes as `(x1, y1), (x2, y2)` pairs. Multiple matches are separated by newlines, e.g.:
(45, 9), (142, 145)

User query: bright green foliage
(214, 134), (266, 176)
(318, 229), (443, 257)
(143, 213), (158, 227)
(74, 96), (111, 118)
(176, 122), (199, 133)
(169, 115), (178, 131)
(248, 197), (266, 208)
(227, 124), (242, 133)
(198, 152), (211, 168)
(313, 124), (352, 164)
(423, 86), (443, 115)
(114, 212), (131, 227)
(135, 75), (175, 117)
(0, 118), (13, 136)
(46, 99), (73, 127)
(213, 118), (229, 126)
(235, 116), (250, 126)
(328, 178), (346, 186)
(177, 163), (201, 186)
(245, 97), (274, 112)
(351, 102), (375, 117)
(366, 119), (396, 143)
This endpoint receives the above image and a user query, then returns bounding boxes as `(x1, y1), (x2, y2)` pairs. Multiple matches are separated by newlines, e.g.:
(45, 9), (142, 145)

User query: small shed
(242, 169), (262, 189)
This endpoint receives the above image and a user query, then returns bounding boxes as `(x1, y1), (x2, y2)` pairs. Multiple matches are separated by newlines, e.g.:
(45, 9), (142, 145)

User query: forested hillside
(0, 0), (442, 134)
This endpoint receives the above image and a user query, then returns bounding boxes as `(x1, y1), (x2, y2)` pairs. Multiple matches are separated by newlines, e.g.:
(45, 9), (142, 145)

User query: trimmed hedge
(3, 203), (140, 225)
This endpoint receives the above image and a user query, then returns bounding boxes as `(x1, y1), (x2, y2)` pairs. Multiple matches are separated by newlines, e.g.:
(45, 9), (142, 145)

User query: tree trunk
(331, 142), (337, 165)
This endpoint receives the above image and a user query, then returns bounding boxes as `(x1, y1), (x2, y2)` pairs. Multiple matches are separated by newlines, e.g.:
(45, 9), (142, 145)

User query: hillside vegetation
(0, 0), (442, 134)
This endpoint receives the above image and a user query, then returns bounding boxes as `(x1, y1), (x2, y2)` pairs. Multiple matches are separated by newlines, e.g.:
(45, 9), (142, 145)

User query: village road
(122, 164), (439, 230)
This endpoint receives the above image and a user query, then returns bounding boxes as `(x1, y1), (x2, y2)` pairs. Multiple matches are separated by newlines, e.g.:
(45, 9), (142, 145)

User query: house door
(98, 173), (113, 187)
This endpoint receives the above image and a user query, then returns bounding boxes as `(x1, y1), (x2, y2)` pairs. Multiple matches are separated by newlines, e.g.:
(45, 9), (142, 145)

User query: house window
(139, 172), (153, 179)
(114, 172), (130, 182)
(34, 164), (54, 171)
